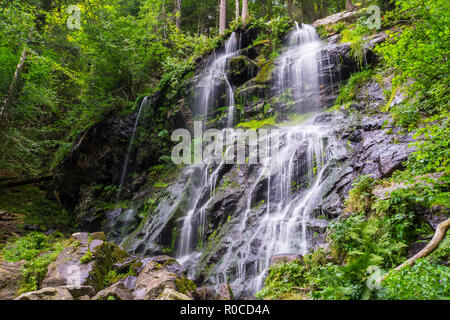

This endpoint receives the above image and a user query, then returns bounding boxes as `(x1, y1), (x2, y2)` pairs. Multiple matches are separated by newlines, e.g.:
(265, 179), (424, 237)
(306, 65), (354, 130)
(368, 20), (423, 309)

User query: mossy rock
(226, 55), (259, 87)
(42, 232), (115, 293)
(174, 277), (197, 295)
(251, 60), (276, 85)
(110, 243), (130, 264)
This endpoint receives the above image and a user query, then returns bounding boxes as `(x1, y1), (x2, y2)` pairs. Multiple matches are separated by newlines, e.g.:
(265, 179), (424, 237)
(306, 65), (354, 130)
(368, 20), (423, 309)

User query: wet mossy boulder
(41, 232), (128, 293)
(226, 55), (259, 87)
(250, 60), (276, 85)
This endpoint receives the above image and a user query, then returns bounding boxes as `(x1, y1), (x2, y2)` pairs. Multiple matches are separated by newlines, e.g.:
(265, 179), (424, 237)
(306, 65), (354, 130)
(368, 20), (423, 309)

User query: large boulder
(319, 127), (414, 218)
(53, 116), (133, 210)
(42, 232), (125, 293)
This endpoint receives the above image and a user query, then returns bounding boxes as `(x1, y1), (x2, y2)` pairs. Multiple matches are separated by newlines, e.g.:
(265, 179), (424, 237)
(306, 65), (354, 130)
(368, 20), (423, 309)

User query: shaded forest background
(0, 0), (392, 177)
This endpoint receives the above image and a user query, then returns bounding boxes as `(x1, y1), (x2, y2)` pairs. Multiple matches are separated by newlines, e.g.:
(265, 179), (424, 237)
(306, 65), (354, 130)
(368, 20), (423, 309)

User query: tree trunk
(302, 0), (315, 23)
(174, 0), (182, 30)
(235, 0), (240, 22)
(219, 0), (227, 34)
(242, 0), (249, 25)
(1, 49), (28, 118)
(321, 0), (328, 18)
(287, 0), (294, 20)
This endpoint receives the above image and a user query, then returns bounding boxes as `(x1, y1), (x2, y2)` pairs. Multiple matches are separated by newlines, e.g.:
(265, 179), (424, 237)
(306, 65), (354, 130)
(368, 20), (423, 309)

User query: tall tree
(174, 0), (182, 30)
(287, 0), (294, 20)
(235, 0), (240, 22)
(1, 49), (28, 119)
(219, 0), (226, 34)
(242, 0), (248, 24)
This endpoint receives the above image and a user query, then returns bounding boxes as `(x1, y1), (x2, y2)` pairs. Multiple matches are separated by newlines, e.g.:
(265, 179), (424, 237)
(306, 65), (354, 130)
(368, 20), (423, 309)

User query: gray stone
(15, 287), (73, 301)
(0, 259), (25, 300)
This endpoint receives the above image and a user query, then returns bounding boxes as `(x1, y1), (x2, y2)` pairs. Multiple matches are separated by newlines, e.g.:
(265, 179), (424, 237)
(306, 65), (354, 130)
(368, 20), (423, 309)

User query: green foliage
(80, 249), (93, 264)
(0, 186), (74, 229)
(1, 232), (66, 294)
(236, 115), (278, 130)
(381, 243), (450, 300)
(375, 0), (450, 115)
(249, 16), (292, 58)
(334, 69), (374, 106)
(256, 261), (307, 300)
(407, 113), (450, 175)
(103, 265), (136, 287)
(391, 102), (420, 129)
(340, 18), (372, 68)
(344, 175), (376, 214)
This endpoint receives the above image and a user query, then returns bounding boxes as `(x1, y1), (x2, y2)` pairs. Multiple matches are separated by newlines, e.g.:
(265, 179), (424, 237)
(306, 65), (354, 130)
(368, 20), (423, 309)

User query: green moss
(236, 114), (278, 130)
(174, 277), (197, 295)
(110, 244), (130, 263)
(252, 61), (275, 84)
(88, 242), (114, 291)
(334, 69), (374, 107)
(0, 186), (74, 230)
(80, 249), (93, 264)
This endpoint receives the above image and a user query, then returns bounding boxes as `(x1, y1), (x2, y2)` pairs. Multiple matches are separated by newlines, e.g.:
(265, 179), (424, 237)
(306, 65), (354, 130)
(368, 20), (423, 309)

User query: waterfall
(119, 25), (343, 297)
(277, 23), (323, 113)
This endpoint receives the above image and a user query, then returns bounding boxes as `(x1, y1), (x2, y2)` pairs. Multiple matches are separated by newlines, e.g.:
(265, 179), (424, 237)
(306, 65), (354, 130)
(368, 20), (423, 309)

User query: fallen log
(0, 175), (53, 189)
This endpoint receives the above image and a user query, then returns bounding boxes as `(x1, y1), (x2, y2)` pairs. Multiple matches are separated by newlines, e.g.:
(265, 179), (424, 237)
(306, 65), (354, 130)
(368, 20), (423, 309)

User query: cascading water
(119, 25), (344, 297)
(194, 32), (239, 127)
(277, 23), (323, 113)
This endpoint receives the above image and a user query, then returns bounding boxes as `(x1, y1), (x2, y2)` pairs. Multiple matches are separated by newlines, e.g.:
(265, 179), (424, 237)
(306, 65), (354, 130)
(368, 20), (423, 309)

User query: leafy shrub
(256, 261), (307, 300)
(334, 69), (374, 106)
(407, 112), (450, 175)
(1, 232), (66, 294)
(375, 0), (450, 115)
(381, 243), (450, 300)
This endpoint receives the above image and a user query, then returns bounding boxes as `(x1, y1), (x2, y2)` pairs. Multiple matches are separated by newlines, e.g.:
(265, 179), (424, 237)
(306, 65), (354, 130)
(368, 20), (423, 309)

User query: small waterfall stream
(117, 97), (150, 199)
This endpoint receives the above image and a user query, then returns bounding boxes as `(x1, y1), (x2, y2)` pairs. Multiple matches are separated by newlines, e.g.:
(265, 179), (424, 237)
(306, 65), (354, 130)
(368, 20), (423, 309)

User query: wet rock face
(54, 116), (133, 210)
(319, 126), (414, 218)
